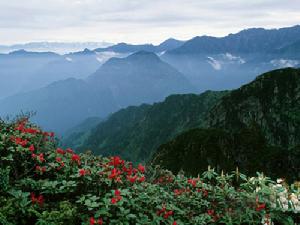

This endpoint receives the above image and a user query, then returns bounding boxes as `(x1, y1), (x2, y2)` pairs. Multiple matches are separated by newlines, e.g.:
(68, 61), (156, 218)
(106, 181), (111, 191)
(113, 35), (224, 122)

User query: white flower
(277, 178), (284, 184)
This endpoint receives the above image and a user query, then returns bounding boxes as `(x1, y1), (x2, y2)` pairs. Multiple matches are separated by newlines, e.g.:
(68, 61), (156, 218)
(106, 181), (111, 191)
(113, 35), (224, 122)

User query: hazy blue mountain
(0, 42), (112, 54)
(0, 50), (61, 99)
(23, 49), (103, 91)
(162, 25), (300, 92)
(95, 43), (156, 53)
(0, 51), (194, 133)
(94, 38), (185, 53)
(274, 40), (300, 56)
(87, 51), (195, 107)
(168, 25), (300, 54)
(0, 78), (116, 134)
(155, 38), (185, 52)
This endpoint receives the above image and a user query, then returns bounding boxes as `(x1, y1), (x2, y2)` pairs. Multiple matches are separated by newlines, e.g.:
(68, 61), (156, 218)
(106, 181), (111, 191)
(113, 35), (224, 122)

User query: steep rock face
(207, 68), (300, 148)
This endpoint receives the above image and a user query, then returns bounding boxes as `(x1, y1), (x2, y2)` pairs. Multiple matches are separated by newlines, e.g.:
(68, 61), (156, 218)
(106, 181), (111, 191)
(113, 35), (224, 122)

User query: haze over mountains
(0, 51), (192, 133)
(0, 25), (299, 135)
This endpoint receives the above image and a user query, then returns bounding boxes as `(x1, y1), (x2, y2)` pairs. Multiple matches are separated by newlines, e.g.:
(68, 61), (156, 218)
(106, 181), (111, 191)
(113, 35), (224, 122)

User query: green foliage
(151, 126), (300, 182)
(0, 118), (300, 224)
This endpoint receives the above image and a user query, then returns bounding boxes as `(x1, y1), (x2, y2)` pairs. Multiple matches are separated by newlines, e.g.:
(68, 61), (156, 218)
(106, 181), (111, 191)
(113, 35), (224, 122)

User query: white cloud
(271, 59), (299, 68)
(207, 57), (222, 70)
(0, 0), (299, 44)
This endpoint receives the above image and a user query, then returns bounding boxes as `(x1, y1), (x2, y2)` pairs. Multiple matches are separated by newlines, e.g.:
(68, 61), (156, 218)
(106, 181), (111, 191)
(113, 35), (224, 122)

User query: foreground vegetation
(0, 118), (300, 224)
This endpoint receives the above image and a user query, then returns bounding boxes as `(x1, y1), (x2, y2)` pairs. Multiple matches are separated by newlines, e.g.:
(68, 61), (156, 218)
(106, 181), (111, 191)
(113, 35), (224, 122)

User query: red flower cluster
(10, 136), (28, 147)
(106, 159), (146, 184)
(56, 148), (65, 155)
(157, 207), (174, 219)
(29, 144), (35, 152)
(111, 189), (122, 204)
(90, 217), (103, 225)
(79, 168), (89, 176)
(154, 175), (174, 184)
(31, 193), (44, 207)
(256, 203), (266, 211)
(138, 164), (145, 173)
(109, 156), (124, 167)
(255, 197), (266, 211)
(36, 165), (46, 173)
(71, 153), (81, 165)
(187, 178), (199, 187)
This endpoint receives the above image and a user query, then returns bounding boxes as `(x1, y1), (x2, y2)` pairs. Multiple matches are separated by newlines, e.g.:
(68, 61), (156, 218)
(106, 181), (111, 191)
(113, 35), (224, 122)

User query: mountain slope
(151, 127), (300, 181)
(207, 67), (300, 148)
(73, 90), (227, 162)
(151, 68), (300, 180)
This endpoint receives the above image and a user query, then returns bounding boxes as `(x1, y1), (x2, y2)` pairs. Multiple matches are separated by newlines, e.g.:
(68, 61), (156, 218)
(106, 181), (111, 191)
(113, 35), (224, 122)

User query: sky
(0, 0), (299, 45)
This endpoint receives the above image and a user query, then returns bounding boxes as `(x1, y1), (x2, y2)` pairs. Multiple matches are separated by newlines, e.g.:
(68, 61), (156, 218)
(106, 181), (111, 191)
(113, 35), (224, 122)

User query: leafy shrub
(0, 118), (299, 224)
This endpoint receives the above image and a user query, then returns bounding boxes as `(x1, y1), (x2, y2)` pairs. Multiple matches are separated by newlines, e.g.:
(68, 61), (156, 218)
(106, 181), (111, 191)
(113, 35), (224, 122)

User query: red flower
(79, 169), (87, 176)
(97, 218), (103, 225)
(31, 193), (44, 207)
(56, 157), (62, 162)
(139, 176), (145, 182)
(38, 153), (45, 162)
(157, 207), (166, 216)
(187, 178), (197, 187)
(207, 209), (214, 216)
(29, 144), (35, 152)
(256, 203), (266, 211)
(90, 217), (95, 225)
(108, 168), (121, 180)
(37, 195), (44, 206)
(109, 156), (124, 167)
(111, 197), (117, 204)
(173, 222), (177, 225)
(138, 164), (145, 173)
(71, 154), (81, 165)
(164, 210), (173, 219)
(56, 148), (65, 155)
(66, 148), (74, 154)
(127, 175), (138, 183)
(115, 189), (121, 196)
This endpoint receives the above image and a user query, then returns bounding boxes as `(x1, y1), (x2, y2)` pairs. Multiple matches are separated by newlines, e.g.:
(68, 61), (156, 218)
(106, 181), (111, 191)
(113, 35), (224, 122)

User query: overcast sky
(0, 0), (299, 45)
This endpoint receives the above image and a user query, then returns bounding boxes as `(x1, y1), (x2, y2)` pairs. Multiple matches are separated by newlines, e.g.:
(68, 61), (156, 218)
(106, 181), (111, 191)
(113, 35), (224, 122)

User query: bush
(0, 118), (299, 224)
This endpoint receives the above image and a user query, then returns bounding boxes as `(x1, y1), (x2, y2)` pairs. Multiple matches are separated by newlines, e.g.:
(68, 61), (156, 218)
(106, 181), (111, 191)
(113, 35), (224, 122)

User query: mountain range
(0, 42), (112, 54)
(162, 25), (300, 92)
(94, 38), (185, 53)
(64, 68), (300, 181)
(0, 51), (193, 133)
(0, 25), (300, 135)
